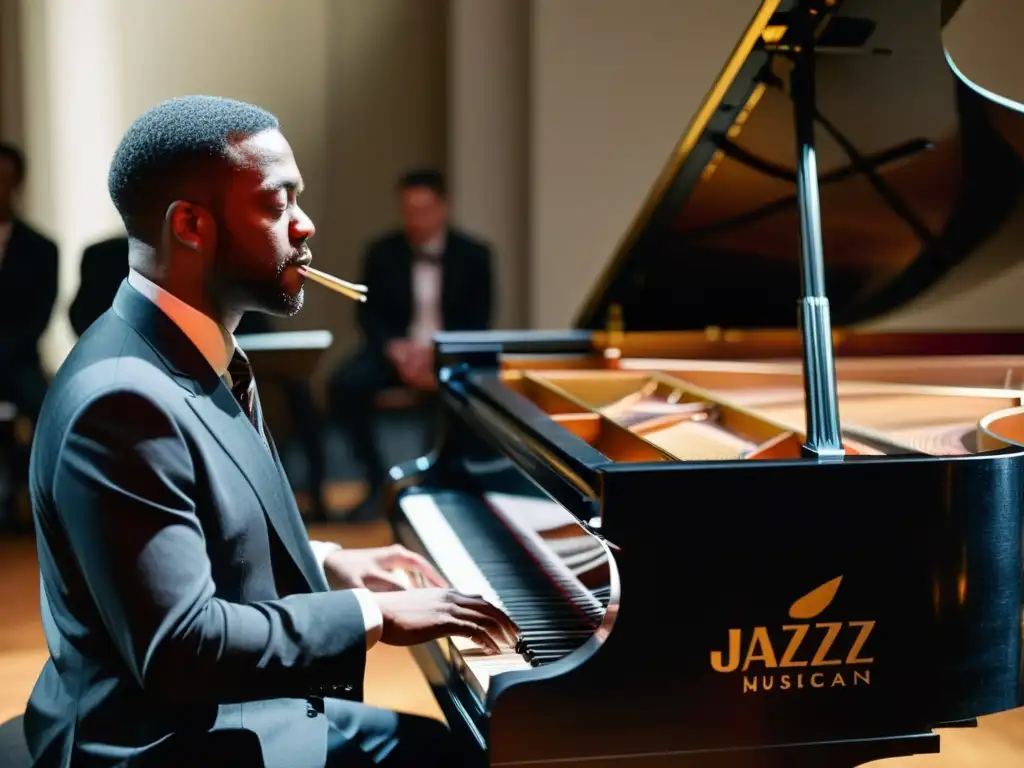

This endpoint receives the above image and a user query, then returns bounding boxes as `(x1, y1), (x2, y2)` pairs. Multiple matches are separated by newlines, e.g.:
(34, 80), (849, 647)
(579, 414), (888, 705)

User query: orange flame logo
(788, 576), (843, 620)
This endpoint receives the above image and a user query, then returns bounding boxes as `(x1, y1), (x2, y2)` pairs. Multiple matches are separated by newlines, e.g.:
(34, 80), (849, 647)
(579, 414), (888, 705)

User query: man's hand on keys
(323, 544), (447, 592)
(374, 589), (519, 654)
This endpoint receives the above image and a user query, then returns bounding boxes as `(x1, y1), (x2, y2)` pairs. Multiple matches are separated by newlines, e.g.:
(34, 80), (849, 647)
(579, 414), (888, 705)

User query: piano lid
(574, 0), (1024, 332)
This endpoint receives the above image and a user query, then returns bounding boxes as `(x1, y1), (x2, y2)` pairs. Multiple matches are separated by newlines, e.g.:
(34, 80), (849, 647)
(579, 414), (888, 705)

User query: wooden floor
(2, 525), (1023, 766)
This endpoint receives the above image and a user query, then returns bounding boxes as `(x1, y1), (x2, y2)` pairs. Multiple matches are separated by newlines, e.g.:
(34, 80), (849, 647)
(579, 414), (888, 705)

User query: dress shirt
(126, 269), (384, 648)
(409, 231), (445, 346)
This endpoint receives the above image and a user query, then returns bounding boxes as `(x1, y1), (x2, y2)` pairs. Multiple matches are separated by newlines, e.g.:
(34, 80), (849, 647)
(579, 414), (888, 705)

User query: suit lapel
(254, 390), (330, 592)
(112, 283), (327, 594)
(186, 388), (328, 594)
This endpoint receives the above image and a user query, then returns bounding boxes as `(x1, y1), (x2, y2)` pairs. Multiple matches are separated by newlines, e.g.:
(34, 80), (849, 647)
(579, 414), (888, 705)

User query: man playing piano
(23, 95), (516, 768)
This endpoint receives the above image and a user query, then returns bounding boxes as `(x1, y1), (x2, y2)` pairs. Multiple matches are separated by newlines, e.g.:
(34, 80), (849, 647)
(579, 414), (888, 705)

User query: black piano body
(387, 1), (1024, 765)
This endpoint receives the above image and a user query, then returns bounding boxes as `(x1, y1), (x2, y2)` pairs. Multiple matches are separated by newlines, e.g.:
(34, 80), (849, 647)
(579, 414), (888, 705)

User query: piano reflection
(387, 1), (1024, 766)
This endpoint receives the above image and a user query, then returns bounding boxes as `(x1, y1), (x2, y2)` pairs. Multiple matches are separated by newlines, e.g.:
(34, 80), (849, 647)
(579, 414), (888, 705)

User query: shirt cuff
(351, 588), (384, 650)
(309, 539), (342, 570)
(308, 540), (383, 650)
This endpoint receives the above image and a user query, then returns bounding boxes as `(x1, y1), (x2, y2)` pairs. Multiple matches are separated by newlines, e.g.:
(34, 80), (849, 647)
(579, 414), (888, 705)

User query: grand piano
(387, 1), (1024, 765)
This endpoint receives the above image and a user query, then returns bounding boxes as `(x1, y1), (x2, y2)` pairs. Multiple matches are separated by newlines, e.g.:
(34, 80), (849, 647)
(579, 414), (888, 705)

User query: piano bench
(0, 714), (30, 768)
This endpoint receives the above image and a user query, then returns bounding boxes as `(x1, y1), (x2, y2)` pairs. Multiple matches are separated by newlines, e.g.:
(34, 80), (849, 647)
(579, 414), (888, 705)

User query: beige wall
(0, 0), (23, 144)
(526, 0), (1024, 333)
(942, 0), (1024, 112)
(22, 0), (136, 367)
(447, 0), (529, 329)
(528, 0), (765, 329)
(863, 0), (1024, 331)
(321, 0), (447, 368)
(15, 0), (447, 387)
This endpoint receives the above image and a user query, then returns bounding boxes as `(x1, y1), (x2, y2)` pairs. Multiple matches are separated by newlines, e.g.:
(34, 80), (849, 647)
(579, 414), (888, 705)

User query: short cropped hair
(108, 95), (279, 240)
(398, 168), (446, 198)
(0, 142), (26, 184)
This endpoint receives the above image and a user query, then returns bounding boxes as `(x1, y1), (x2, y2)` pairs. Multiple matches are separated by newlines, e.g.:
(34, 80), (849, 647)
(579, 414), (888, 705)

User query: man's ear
(166, 200), (215, 251)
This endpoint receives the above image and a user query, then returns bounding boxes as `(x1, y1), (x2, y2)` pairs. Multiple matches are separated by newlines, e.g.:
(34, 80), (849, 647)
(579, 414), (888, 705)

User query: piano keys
(387, 1), (1024, 766)
(398, 491), (612, 703)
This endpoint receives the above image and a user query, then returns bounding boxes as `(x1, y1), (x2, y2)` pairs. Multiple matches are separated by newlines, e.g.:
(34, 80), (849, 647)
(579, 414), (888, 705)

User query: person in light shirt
(23, 96), (514, 768)
(327, 169), (493, 501)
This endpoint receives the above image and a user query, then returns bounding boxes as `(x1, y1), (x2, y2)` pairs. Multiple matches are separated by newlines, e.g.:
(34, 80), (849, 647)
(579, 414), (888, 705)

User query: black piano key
(524, 641), (584, 653)
(520, 630), (594, 639)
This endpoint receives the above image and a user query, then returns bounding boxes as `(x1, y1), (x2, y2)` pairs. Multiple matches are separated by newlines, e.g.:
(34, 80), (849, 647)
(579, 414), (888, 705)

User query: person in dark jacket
(68, 235), (129, 337)
(0, 142), (58, 529)
(0, 142), (58, 421)
(327, 169), (493, 494)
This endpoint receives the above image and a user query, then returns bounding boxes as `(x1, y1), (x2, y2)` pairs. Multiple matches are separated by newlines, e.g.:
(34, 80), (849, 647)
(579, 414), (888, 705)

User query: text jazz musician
(23, 96), (517, 768)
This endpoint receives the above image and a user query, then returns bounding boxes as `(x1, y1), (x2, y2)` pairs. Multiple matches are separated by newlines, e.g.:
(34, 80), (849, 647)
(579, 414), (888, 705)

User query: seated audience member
(69, 235), (129, 337)
(327, 169), (493, 497)
(0, 142), (58, 422)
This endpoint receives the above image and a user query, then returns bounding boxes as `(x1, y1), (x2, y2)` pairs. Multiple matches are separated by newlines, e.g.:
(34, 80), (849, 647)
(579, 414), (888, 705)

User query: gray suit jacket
(24, 281), (367, 768)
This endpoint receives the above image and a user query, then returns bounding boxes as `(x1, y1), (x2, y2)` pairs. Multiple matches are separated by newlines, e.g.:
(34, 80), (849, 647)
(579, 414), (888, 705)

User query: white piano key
(458, 648), (533, 702)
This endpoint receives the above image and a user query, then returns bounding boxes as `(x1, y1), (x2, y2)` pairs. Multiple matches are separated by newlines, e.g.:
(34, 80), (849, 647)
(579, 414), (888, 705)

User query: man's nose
(292, 206), (315, 240)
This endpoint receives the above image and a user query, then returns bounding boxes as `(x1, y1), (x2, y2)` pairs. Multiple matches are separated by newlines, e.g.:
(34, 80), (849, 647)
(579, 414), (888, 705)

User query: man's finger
(452, 605), (516, 650)
(447, 618), (501, 655)
(454, 595), (518, 645)
(384, 548), (448, 588)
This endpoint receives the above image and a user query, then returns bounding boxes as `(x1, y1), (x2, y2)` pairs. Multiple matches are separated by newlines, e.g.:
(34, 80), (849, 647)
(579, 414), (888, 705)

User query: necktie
(227, 347), (266, 445)
(226, 347), (318, 591)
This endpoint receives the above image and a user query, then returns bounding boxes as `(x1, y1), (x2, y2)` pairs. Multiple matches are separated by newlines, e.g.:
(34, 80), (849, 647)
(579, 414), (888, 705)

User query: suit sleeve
(0, 238), (58, 365)
(308, 540), (385, 649)
(53, 389), (369, 706)
(467, 244), (494, 331)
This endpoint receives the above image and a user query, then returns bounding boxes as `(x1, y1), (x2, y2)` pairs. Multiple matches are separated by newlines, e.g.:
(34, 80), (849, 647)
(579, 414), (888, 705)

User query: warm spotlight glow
(22, 0), (124, 370)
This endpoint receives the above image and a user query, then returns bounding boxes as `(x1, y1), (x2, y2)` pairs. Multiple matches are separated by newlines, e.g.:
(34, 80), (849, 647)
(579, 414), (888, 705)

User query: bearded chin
(210, 241), (304, 317)
(276, 286), (304, 316)
(246, 278), (304, 317)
